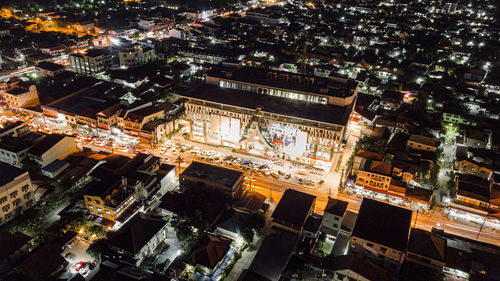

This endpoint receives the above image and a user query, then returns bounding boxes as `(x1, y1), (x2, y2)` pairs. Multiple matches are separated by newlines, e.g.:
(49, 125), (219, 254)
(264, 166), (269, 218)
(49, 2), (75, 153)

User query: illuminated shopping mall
(181, 66), (358, 170)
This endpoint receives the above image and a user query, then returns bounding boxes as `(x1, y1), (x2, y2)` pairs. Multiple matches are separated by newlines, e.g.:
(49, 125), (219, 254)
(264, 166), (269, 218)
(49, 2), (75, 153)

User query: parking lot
(61, 239), (94, 276)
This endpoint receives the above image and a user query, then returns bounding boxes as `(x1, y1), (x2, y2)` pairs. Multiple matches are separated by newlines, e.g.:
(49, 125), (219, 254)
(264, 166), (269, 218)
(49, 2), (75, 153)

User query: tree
(248, 212), (266, 231)
(240, 227), (254, 244)
(428, 164), (440, 189)
(86, 238), (107, 261)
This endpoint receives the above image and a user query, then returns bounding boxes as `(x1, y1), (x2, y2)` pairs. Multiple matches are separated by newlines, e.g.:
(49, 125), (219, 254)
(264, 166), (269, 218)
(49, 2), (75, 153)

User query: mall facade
(181, 66), (358, 169)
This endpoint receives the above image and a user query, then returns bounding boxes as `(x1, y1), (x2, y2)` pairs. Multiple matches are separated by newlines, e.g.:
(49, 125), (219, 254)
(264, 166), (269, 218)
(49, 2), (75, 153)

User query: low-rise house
(15, 243), (67, 281)
(323, 253), (392, 281)
(107, 212), (167, 266)
(351, 150), (383, 175)
(465, 128), (489, 148)
(453, 173), (491, 209)
(321, 198), (349, 236)
(406, 228), (446, 270)
(0, 231), (32, 270)
(406, 134), (438, 152)
(185, 233), (233, 277)
(248, 230), (299, 281)
(27, 134), (77, 168)
(271, 189), (316, 234)
(380, 90), (404, 110)
(350, 198), (412, 272)
(41, 159), (70, 178)
(35, 61), (65, 77)
(356, 160), (392, 191)
(0, 163), (34, 225)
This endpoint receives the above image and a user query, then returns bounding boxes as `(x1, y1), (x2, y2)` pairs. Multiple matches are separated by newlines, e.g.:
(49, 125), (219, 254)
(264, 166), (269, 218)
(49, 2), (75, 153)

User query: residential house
(323, 254), (392, 281)
(350, 198), (412, 272)
(406, 134), (438, 152)
(15, 243), (67, 281)
(465, 128), (489, 149)
(380, 90), (404, 110)
(271, 189), (316, 234)
(355, 160), (392, 191)
(351, 150), (383, 175)
(0, 231), (32, 270)
(248, 230), (299, 281)
(107, 212), (168, 266)
(185, 233), (233, 277)
(406, 228), (446, 270)
(321, 198), (349, 236)
(0, 163), (34, 225)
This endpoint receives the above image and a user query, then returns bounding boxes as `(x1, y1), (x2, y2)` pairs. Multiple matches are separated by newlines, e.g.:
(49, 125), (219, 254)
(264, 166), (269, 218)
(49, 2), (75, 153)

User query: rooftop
(108, 212), (167, 256)
(408, 134), (438, 147)
(27, 134), (67, 157)
(187, 233), (232, 270)
(249, 230), (299, 281)
(408, 228), (446, 263)
(181, 161), (243, 188)
(352, 198), (412, 252)
(0, 162), (27, 186)
(36, 61), (64, 72)
(271, 189), (316, 229)
(325, 254), (391, 281)
(183, 84), (352, 126)
(324, 198), (348, 216)
(207, 67), (357, 99)
(367, 160), (392, 176)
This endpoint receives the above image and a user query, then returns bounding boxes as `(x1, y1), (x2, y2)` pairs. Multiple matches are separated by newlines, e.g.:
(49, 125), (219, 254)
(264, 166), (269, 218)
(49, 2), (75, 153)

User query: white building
(119, 45), (156, 69)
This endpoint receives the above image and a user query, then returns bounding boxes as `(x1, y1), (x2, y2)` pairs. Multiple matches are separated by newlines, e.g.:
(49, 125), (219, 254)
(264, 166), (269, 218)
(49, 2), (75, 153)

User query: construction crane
(281, 44), (343, 74)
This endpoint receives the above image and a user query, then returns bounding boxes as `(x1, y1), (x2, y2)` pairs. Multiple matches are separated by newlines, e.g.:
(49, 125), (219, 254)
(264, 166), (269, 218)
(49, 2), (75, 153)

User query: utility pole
(476, 217), (486, 240)
(413, 209), (419, 228)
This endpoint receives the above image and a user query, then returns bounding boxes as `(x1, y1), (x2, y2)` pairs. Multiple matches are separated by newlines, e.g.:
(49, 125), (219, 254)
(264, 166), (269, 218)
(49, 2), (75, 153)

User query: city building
(2, 84), (39, 109)
(350, 198), (412, 272)
(0, 163), (34, 225)
(35, 61), (65, 77)
(182, 66), (358, 169)
(119, 44), (156, 69)
(84, 153), (164, 222)
(107, 212), (167, 266)
(246, 8), (282, 25)
(180, 161), (244, 203)
(0, 132), (44, 167)
(69, 49), (108, 76)
(27, 135), (77, 168)
(271, 189), (316, 234)
(355, 160), (393, 191)
(0, 121), (29, 138)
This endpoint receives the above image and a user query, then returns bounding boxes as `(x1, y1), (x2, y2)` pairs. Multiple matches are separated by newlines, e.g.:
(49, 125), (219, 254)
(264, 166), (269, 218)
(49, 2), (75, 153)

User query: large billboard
(209, 114), (240, 143)
(268, 123), (307, 157)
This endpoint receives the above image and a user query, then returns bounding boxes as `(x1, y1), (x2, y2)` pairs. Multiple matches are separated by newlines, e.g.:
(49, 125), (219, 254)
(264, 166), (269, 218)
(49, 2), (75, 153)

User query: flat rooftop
(207, 67), (357, 99)
(181, 161), (243, 188)
(0, 162), (27, 186)
(352, 198), (412, 252)
(183, 84), (352, 126)
(272, 189), (316, 228)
